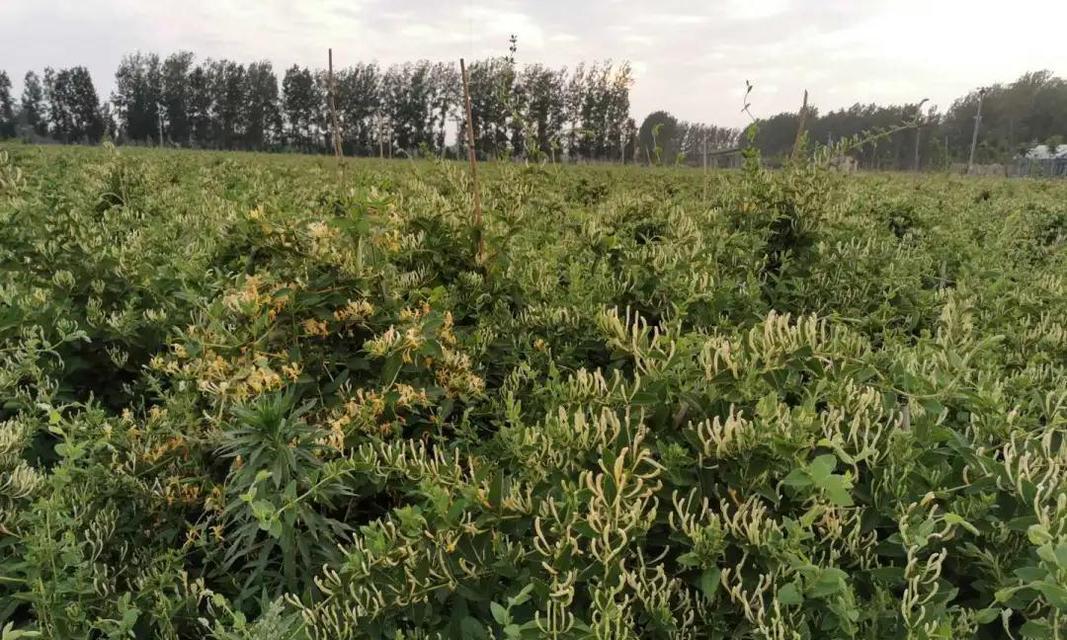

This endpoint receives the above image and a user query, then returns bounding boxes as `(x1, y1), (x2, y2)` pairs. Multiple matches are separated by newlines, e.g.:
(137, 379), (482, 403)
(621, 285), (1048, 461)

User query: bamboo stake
(968, 88), (986, 174)
(791, 89), (809, 161)
(459, 58), (484, 261)
(702, 134), (708, 199)
(327, 48), (342, 164)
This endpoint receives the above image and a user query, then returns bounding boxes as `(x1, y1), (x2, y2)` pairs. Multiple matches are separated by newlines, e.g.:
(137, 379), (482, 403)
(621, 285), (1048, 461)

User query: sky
(1, 0), (1064, 127)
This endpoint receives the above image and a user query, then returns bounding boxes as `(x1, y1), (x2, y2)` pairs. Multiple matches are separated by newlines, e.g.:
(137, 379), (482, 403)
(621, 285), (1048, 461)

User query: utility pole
(157, 103), (164, 147)
(968, 88), (987, 174)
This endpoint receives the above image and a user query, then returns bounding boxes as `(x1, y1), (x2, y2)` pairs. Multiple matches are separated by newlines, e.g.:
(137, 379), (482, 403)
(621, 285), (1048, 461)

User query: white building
(1023, 144), (1067, 160)
(1017, 144), (1067, 177)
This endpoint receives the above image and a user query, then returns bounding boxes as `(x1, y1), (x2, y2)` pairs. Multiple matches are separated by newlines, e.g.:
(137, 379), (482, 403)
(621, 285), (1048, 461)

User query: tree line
(1, 67), (105, 144)
(740, 70), (1067, 169)
(0, 48), (640, 162)
(635, 111), (740, 165)
(1, 53), (1064, 169)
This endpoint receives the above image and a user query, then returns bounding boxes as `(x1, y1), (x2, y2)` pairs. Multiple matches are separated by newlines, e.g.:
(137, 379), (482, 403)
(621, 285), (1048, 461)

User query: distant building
(829, 155), (858, 174)
(1016, 144), (1067, 177)
(705, 146), (744, 169)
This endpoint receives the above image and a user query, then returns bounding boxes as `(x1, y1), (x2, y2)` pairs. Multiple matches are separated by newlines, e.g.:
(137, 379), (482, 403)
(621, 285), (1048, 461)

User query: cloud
(621, 34), (655, 47)
(644, 13), (710, 25)
(461, 5), (545, 50)
(397, 23), (467, 45)
(723, 0), (791, 21)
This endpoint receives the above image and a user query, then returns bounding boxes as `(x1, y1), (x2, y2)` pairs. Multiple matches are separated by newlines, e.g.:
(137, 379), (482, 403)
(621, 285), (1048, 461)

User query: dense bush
(2, 143), (1067, 639)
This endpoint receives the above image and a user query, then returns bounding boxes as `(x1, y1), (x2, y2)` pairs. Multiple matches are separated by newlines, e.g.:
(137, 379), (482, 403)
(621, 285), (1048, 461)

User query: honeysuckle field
(1, 143), (1067, 639)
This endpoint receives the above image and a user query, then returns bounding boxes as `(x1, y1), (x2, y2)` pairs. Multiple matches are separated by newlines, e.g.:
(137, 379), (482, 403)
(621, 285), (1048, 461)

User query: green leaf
(488, 471), (504, 510)
(1015, 566), (1047, 582)
(974, 607), (1001, 624)
(820, 475), (854, 507)
(699, 566), (721, 600)
(778, 582), (803, 606)
(868, 566), (906, 585)
(1008, 516), (1039, 532)
(920, 398), (945, 417)
(755, 392), (778, 418)
(1020, 619), (1052, 639)
(509, 584), (534, 607)
(630, 390), (659, 406)
(1028, 524), (1052, 545)
(380, 353), (403, 385)
(54, 442), (85, 461)
(460, 617), (487, 640)
(808, 454), (838, 481)
(1036, 582), (1067, 610)
(781, 468), (812, 488)
(808, 568), (847, 598)
(503, 624), (521, 639)
(944, 513), (979, 535)
(251, 500), (275, 521)
(421, 339), (444, 359)
(2, 621), (43, 639)
(490, 602), (510, 626)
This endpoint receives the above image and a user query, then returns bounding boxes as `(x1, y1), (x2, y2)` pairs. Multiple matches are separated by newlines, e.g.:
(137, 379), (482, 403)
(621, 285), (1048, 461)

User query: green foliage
(217, 393), (347, 603)
(749, 70), (1067, 169)
(0, 72), (14, 140)
(2, 142), (1067, 638)
(638, 111), (738, 167)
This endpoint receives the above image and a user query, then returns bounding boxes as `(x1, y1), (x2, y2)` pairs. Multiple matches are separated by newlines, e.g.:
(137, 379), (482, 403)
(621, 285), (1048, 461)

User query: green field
(2, 143), (1067, 638)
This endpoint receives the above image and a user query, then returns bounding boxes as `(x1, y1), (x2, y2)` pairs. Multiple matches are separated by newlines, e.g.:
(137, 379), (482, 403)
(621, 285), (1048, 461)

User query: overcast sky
(1, 0), (1064, 127)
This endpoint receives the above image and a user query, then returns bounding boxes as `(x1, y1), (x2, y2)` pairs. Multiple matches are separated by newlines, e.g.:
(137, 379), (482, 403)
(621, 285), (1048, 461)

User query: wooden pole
(459, 58), (484, 261)
(914, 126), (922, 172)
(327, 48), (342, 163)
(702, 134), (708, 199)
(913, 98), (929, 172)
(377, 114), (384, 159)
(968, 89), (986, 173)
(791, 90), (809, 161)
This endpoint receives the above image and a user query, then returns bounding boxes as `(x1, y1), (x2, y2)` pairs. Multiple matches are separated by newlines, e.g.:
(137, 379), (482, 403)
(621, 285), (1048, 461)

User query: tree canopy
(1, 51), (1064, 170)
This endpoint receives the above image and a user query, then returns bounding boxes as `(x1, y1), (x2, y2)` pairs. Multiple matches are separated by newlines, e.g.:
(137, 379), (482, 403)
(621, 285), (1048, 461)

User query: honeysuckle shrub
(1, 142), (1067, 639)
